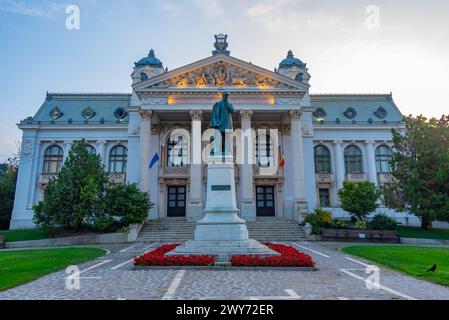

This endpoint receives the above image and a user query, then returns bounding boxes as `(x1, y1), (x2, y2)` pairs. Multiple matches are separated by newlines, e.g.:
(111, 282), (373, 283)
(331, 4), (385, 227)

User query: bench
(321, 228), (400, 243)
(0, 235), (5, 249)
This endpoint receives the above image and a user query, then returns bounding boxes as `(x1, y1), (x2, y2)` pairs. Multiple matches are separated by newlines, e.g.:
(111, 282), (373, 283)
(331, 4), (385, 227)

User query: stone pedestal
(169, 155), (278, 261)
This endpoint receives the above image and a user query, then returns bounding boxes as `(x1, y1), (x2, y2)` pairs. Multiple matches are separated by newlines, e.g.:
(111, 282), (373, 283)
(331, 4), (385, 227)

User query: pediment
(133, 55), (308, 92)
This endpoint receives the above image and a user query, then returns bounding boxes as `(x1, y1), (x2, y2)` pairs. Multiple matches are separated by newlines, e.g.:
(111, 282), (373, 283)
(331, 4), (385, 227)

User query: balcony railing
(254, 166), (283, 177)
(346, 173), (367, 182)
(378, 173), (395, 184)
(109, 173), (126, 184)
(315, 173), (334, 184)
(160, 166), (190, 177)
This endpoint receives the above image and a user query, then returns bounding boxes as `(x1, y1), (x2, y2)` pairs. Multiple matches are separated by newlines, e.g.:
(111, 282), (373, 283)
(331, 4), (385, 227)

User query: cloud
(244, 0), (359, 34)
(193, 0), (223, 18)
(0, 0), (67, 17)
(159, 1), (182, 17)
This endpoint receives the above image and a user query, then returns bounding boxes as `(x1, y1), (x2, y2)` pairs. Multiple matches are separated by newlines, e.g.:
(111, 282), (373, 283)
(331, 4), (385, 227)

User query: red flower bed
(231, 243), (315, 267)
(134, 244), (215, 266)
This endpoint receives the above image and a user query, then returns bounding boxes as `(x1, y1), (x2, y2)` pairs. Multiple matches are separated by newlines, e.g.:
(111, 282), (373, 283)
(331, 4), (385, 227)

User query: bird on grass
(427, 264), (437, 272)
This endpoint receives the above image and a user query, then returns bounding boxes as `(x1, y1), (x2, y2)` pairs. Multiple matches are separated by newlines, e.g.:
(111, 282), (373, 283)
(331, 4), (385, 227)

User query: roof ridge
(310, 93), (392, 97)
(47, 92), (131, 96)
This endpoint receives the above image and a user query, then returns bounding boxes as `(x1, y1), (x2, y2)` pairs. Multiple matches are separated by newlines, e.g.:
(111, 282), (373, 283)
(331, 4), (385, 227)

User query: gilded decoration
(151, 61), (294, 89)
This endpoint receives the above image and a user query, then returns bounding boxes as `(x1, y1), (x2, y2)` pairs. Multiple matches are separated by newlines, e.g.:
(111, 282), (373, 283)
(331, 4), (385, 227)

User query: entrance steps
(137, 218), (307, 242)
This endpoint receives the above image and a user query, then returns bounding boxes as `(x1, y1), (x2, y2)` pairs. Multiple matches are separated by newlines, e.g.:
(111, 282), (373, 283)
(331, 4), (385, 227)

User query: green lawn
(342, 245), (449, 287)
(0, 247), (106, 291)
(0, 229), (50, 242)
(398, 226), (449, 240)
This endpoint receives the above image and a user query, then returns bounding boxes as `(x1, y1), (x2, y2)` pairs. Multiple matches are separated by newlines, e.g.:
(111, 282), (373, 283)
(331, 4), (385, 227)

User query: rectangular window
(319, 189), (330, 207)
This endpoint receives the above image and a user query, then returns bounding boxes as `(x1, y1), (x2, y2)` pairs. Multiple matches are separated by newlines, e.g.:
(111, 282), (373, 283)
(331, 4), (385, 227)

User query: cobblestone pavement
(1, 241), (448, 300)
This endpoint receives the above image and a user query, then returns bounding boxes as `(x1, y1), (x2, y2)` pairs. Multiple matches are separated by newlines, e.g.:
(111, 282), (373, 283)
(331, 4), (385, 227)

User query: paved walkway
(1, 241), (448, 300)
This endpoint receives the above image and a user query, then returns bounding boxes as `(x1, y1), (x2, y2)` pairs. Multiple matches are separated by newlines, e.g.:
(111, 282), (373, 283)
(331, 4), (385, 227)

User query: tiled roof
(30, 93), (131, 124)
(310, 94), (403, 124)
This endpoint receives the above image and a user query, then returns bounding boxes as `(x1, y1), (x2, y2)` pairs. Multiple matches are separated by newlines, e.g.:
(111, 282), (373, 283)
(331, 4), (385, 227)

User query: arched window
(109, 145), (127, 173)
(314, 145), (331, 173)
(344, 145), (363, 173)
(43, 145), (63, 174)
(376, 145), (393, 173)
(255, 134), (275, 167)
(85, 145), (96, 154)
(167, 135), (188, 167)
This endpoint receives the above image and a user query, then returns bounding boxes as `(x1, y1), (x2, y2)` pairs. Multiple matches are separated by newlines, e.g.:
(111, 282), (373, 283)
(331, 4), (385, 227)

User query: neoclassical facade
(10, 35), (411, 229)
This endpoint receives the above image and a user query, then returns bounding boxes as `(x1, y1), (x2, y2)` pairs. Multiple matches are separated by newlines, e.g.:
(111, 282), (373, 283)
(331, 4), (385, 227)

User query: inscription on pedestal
(211, 185), (231, 191)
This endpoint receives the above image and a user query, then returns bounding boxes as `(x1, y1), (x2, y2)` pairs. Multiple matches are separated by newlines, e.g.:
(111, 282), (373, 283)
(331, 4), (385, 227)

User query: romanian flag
(279, 146), (285, 168)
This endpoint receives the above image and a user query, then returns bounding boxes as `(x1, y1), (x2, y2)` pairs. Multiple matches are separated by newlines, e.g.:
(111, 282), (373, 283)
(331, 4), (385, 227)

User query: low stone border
(400, 237), (449, 245)
(6, 232), (128, 249)
(133, 265), (318, 271)
(3, 223), (142, 249)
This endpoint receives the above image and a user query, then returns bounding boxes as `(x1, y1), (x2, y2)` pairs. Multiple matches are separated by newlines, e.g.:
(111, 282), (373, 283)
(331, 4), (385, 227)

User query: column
(333, 140), (345, 190)
(10, 131), (38, 229)
(63, 140), (73, 162)
(139, 109), (152, 192)
(187, 110), (203, 221)
(96, 140), (107, 167)
(301, 109), (317, 211)
(240, 110), (256, 221)
(290, 110), (308, 221)
(365, 140), (378, 186)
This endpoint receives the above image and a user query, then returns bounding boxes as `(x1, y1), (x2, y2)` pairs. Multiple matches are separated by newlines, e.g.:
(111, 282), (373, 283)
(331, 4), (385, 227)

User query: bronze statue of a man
(210, 91), (235, 155)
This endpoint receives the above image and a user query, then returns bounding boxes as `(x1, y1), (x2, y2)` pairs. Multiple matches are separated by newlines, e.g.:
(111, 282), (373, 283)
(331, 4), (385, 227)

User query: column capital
(63, 140), (73, 146)
(96, 140), (107, 145)
(189, 110), (203, 120)
(289, 110), (302, 119)
(139, 109), (153, 120)
(240, 109), (253, 120)
(364, 140), (376, 145)
(333, 140), (343, 145)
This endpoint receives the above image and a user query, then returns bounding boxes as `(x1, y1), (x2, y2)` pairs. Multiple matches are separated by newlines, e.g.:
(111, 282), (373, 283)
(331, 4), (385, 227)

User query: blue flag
(149, 152), (160, 169)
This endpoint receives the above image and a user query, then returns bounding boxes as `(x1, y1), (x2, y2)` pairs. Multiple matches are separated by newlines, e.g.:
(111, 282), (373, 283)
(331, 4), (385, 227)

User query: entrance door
(167, 186), (186, 217)
(256, 186), (275, 217)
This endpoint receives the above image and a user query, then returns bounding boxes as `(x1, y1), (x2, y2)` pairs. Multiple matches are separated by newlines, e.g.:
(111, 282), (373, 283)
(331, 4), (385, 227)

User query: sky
(1, 0), (448, 161)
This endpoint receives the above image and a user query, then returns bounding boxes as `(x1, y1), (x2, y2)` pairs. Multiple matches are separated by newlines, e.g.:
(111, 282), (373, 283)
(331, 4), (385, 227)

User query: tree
(0, 153), (19, 230)
(103, 183), (153, 227)
(383, 115), (449, 229)
(33, 140), (108, 232)
(338, 181), (380, 221)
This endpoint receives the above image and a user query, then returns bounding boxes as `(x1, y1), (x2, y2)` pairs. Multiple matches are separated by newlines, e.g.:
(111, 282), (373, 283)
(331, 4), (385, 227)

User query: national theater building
(10, 35), (411, 229)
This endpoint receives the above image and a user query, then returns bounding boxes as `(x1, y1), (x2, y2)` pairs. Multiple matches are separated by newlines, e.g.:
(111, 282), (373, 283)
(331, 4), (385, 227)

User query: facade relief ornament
(139, 109), (153, 120)
(289, 110), (302, 119)
(150, 61), (294, 89)
(20, 140), (33, 157)
(302, 123), (313, 137)
(239, 110), (253, 119)
(189, 110), (203, 120)
(144, 98), (167, 105)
